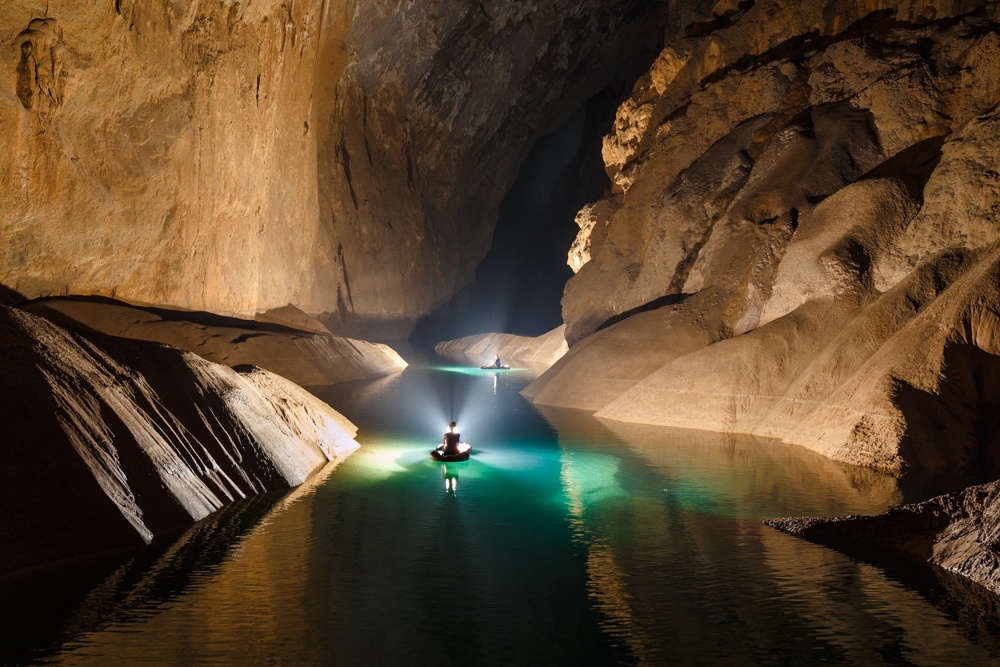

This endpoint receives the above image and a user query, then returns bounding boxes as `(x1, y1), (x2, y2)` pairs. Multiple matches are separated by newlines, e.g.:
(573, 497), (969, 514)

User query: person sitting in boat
(492, 353), (503, 368)
(443, 422), (461, 456)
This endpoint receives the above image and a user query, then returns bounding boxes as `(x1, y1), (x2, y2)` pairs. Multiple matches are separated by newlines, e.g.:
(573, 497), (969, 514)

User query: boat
(481, 365), (510, 370)
(431, 442), (472, 462)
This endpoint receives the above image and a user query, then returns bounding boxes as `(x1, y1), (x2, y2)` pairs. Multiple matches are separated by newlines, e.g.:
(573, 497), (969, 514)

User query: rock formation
(0, 306), (359, 575)
(0, 0), (665, 340)
(22, 297), (407, 388)
(767, 478), (1000, 596)
(435, 325), (568, 369)
(527, 0), (1000, 477)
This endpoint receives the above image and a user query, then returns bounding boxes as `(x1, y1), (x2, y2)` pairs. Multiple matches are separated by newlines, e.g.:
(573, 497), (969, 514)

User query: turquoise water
(6, 359), (1000, 665)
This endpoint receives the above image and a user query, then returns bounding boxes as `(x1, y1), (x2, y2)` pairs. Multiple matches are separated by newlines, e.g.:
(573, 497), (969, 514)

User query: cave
(5, 0), (1000, 664)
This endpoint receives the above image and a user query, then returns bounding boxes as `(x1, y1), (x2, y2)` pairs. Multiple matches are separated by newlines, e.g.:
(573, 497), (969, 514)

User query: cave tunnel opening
(410, 83), (622, 346)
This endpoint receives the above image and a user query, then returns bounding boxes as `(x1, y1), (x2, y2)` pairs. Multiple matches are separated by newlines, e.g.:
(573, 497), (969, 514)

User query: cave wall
(0, 1), (325, 315)
(529, 0), (1000, 475)
(562, 0), (1000, 345)
(0, 0), (668, 340)
(314, 0), (669, 337)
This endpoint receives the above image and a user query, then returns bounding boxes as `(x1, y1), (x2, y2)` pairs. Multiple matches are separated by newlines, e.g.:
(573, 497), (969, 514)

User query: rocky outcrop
(23, 297), (407, 388)
(0, 0), (665, 340)
(591, 246), (1000, 474)
(0, 306), (358, 575)
(435, 325), (568, 369)
(522, 290), (722, 410)
(562, 0), (1000, 344)
(767, 478), (1000, 595)
(527, 0), (1000, 475)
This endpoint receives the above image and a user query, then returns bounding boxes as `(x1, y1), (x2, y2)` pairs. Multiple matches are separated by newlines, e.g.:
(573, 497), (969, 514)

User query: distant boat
(481, 364), (510, 370)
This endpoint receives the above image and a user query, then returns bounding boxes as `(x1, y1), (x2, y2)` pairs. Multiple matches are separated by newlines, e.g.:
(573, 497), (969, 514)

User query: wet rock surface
(767, 478), (1000, 595)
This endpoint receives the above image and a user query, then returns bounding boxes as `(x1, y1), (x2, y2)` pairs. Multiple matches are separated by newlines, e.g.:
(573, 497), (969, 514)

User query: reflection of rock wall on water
(528, 0), (1000, 478)
(538, 405), (903, 517)
(0, 306), (358, 575)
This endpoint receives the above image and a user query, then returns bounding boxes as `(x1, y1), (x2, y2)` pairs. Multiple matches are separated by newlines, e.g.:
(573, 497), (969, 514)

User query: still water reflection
(5, 358), (1000, 665)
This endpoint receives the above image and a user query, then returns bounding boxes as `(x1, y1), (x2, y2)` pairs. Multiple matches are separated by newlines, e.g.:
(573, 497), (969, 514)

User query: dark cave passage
(411, 84), (621, 345)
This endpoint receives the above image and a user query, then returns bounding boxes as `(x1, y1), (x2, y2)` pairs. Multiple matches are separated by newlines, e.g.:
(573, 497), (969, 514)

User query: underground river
(5, 356), (1000, 665)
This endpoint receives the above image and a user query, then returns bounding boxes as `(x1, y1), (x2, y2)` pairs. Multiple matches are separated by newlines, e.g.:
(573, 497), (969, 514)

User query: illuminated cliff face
(0, 0), (663, 339)
(525, 0), (1000, 477)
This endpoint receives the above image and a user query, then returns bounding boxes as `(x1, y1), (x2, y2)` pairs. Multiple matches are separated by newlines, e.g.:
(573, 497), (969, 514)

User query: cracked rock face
(0, 0), (662, 340)
(527, 0), (1000, 477)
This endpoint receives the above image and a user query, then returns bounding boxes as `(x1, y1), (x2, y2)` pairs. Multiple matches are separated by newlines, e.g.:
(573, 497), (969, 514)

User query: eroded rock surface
(527, 0), (1000, 478)
(23, 298), (407, 388)
(0, 306), (358, 575)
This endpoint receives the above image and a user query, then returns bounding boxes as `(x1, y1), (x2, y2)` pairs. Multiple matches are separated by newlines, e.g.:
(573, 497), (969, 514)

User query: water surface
(6, 359), (1000, 665)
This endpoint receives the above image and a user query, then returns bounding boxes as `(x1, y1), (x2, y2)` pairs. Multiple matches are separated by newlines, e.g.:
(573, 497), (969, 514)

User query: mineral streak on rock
(0, 306), (359, 575)
(526, 0), (1000, 480)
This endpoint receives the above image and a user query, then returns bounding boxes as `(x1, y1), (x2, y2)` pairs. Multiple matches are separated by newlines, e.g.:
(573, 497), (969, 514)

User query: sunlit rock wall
(530, 0), (1000, 475)
(0, 305), (359, 575)
(0, 0), (663, 340)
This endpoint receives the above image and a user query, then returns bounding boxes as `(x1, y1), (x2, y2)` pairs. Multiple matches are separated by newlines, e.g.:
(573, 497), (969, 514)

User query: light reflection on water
(5, 357), (1000, 665)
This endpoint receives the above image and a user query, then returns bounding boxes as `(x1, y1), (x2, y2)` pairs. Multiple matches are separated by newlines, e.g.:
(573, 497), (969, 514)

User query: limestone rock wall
(0, 305), (359, 575)
(0, 1), (324, 316)
(22, 298), (407, 387)
(530, 0), (1000, 475)
(563, 0), (1000, 344)
(0, 0), (664, 339)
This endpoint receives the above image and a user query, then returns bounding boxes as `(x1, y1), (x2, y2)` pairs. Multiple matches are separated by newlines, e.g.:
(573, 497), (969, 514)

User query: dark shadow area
(895, 343), (1000, 502)
(0, 283), (27, 307)
(410, 82), (625, 345)
(0, 492), (283, 665)
(594, 292), (691, 334)
(860, 134), (945, 204)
